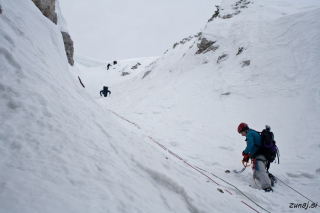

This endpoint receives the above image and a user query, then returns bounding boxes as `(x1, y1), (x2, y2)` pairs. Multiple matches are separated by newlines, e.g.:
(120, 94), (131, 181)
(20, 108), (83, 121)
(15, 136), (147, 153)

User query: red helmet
(238, 123), (248, 133)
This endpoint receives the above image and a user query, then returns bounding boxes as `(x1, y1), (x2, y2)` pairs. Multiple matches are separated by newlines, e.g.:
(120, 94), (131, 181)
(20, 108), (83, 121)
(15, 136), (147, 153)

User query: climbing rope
(108, 109), (141, 129)
(148, 136), (269, 213)
(108, 110), (276, 213)
(275, 176), (317, 204)
(195, 166), (271, 213)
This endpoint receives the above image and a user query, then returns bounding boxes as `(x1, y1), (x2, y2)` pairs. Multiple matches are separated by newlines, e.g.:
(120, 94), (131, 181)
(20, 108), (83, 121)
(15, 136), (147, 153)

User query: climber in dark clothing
(113, 61), (117, 65)
(100, 86), (111, 97)
(107, 63), (112, 70)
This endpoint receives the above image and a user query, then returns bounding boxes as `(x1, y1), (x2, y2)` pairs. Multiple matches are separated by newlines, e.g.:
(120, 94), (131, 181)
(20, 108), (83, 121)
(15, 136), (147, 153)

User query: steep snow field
(0, 0), (320, 213)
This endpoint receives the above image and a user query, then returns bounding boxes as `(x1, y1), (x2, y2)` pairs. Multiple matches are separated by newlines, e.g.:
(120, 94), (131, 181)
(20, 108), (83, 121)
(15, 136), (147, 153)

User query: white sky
(58, 0), (223, 61)
(58, 0), (320, 61)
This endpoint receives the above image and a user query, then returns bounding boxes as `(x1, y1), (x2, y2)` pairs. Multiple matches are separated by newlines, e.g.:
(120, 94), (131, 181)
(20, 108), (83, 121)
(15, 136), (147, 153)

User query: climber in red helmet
(238, 122), (273, 192)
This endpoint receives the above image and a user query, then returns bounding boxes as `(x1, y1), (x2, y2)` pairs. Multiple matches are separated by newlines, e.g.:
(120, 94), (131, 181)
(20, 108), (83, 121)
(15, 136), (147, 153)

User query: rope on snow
(275, 177), (317, 204)
(107, 110), (268, 213)
(149, 136), (167, 150)
(195, 166), (270, 213)
(108, 110), (141, 129)
(149, 137), (272, 213)
(148, 137), (268, 213)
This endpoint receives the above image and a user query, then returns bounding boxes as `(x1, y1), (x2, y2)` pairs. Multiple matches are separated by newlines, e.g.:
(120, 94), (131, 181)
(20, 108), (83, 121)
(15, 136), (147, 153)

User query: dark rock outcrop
(131, 62), (141, 70)
(142, 71), (151, 79)
(0, 5), (2, 14)
(208, 5), (220, 22)
(236, 47), (244, 55)
(217, 54), (228, 63)
(196, 38), (218, 54)
(221, 92), (230, 96)
(61, 32), (74, 66)
(222, 14), (233, 19)
(242, 60), (250, 67)
(173, 36), (193, 49)
(32, 0), (75, 66)
(233, 10), (241, 15)
(32, 0), (57, 24)
(180, 36), (193, 45)
(194, 32), (202, 38)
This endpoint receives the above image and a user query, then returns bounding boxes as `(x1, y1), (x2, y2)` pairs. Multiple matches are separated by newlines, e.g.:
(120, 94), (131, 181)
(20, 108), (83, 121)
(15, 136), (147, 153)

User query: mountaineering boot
(264, 187), (273, 192)
(268, 173), (277, 187)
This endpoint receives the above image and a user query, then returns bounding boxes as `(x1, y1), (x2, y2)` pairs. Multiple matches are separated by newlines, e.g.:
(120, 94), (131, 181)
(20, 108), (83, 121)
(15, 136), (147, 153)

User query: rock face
(131, 62), (141, 70)
(222, 14), (233, 19)
(242, 60), (250, 67)
(61, 32), (74, 66)
(32, 0), (74, 66)
(217, 54), (228, 63)
(32, 0), (57, 24)
(208, 5), (219, 22)
(142, 71), (151, 79)
(196, 38), (218, 54)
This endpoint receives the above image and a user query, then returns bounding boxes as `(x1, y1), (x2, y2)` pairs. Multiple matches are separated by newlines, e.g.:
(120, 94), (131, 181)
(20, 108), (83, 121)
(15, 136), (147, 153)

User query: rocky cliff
(32, 0), (74, 66)
(61, 31), (74, 66)
(31, 0), (57, 24)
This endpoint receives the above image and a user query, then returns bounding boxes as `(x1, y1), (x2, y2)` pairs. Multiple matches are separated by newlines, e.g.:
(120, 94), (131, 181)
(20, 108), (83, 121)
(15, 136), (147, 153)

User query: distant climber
(237, 123), (273, 192)
(107, 63), (112, 70)
(113, 61), (117, 65)
(100, 86), (111, 97)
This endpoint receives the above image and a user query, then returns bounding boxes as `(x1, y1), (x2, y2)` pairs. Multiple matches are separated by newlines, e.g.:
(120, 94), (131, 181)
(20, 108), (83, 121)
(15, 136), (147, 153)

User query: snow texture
(0, 0), (320, 212)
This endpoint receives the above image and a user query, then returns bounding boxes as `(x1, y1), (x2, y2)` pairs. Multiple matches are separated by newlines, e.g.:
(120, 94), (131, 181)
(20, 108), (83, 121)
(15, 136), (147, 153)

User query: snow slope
(0, 0), (319, 213)
(73, 55), (159, 103)
(78, 0), (320, 211)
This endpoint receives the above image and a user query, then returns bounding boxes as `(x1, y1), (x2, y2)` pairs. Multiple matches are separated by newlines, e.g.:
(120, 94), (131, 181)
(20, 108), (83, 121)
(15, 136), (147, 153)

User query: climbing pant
(253, 154), (272, 189)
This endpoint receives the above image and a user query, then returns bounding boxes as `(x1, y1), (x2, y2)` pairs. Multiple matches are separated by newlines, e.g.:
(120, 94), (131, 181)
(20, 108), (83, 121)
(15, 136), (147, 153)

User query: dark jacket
(100, 87), (111, 97)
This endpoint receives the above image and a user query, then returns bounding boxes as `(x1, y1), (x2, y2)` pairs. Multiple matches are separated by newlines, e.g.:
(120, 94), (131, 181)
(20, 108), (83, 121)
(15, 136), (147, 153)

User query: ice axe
(232, 159), (252, 173)
(233, 167), (246, 173)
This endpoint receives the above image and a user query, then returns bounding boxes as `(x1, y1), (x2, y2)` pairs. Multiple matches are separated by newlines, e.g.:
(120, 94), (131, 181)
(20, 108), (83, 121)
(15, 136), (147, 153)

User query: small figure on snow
(113, 60), (117, 65)
(100, 86), (111, 97)
(107, 63), (112, 70)
(238, 123), (273, 192)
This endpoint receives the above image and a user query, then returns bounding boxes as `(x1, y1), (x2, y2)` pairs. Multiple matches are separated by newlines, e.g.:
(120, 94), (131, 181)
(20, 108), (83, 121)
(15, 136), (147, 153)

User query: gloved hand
(242, 151), (250, 163)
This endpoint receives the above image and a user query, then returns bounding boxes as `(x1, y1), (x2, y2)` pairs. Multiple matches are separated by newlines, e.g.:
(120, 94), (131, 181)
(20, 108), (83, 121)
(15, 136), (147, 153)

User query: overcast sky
(58, 0), (223, 61)
(58, 0), (320, 61)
